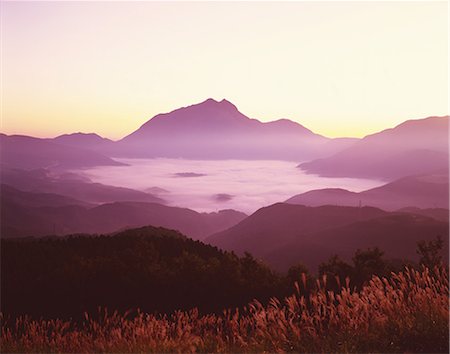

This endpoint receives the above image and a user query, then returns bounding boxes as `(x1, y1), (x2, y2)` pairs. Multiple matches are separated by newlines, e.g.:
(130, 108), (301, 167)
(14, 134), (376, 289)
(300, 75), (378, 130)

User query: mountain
(206, 203), (448, 271)
(51, 133), (114, 150)
(286, 188), (360, 207)
(206, 203), (387, 257)
(114, 98), (352, 161)
(0, 184), (91, 208)
(0, 168), (163, 204)
(0, 134), (123, 170)
(1, 188), (247, 239)
(396, 207), (449, 222)
(286, 173), (449, 211)
(299, 116), (449, 180)
(265, 213), (448, 272)
(317, 137), (359, 152)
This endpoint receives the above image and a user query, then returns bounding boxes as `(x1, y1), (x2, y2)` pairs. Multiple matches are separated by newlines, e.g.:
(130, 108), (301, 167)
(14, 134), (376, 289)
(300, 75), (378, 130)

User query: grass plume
(1, 266), (448, 353)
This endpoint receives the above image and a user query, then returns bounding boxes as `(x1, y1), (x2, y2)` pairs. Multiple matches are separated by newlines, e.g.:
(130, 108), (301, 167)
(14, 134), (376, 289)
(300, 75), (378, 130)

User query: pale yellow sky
(1, 1), (448, 140)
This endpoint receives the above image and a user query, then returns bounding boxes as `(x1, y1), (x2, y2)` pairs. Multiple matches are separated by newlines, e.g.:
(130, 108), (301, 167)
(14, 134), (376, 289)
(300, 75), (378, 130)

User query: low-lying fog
(82, 159), (384, 213)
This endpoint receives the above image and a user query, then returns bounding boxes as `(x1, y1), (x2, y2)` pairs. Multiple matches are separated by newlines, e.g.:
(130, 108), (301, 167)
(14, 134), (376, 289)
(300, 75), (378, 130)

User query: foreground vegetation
(2, 227), (447, 352)
(3, 226), (417, 319)
(1, 266), (448, 353)
(2, 227), (285, 318)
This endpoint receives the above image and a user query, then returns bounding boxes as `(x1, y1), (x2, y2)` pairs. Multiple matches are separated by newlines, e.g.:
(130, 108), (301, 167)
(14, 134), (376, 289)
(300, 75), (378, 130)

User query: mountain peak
(219, 98), (233, 105)
(200, 98), (238, 111)
(203, 97), (231, 104)
(56, 132), (102, 139)
(51, 132), (113, 149)
(119, 98), (332, 160)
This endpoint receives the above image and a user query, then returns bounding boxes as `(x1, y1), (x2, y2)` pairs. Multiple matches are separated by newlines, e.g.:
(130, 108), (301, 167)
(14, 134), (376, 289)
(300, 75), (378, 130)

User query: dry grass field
(1, 266), (448, 353)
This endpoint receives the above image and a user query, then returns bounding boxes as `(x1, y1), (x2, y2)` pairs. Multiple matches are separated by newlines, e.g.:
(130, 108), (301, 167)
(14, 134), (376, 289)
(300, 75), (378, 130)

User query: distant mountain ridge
(51, 133), (114, 150)
(299, 116), (449, 180)
(286, 173), (449, 210)
(206, 203), (448, 271)
(1, 184), (91, 208)
(123, 99), (321, 138)
(39, 101), (446, 170)
(1, 184), (247, 240)
(112, 98), (353, 161)
(265, 212), (448, 271)
(3, 100), (446, 169)
(0, 168), (163, 204)
(0, 134), (123, 170)
(206, 203), (387, 258)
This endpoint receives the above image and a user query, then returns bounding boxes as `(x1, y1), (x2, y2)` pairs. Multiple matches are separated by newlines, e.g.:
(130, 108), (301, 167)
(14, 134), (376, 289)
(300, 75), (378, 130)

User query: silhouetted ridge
(114, 98), (339, 160)
(0, 134), (123, 170)
(286, 173), (449, 211)
(1, 226), (281, 319)
(0, 173), (246, 239)
(206, 203), (448, 271)
(299, 116), (449, 179)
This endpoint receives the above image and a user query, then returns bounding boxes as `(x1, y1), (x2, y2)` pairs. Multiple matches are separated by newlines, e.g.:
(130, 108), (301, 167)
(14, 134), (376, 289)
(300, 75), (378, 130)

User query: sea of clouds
(82, 158), (384, 214)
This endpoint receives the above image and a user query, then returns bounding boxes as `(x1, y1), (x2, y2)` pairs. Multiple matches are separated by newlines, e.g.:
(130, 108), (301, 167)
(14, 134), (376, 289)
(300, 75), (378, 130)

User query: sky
(1, 1), (448, 140)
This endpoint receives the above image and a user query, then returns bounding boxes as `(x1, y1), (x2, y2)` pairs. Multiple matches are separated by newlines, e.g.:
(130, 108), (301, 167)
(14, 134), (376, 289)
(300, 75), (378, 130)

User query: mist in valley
(81, 158), (384, 213)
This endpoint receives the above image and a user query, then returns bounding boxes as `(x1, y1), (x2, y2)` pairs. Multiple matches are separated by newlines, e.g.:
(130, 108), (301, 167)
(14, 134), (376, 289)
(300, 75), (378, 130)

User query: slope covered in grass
(1, 267), (448, 353)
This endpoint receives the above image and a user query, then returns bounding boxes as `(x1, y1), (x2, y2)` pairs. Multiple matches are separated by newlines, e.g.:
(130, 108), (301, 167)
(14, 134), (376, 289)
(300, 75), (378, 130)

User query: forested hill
(3, 225), (444, 322)
(1, 226), (283, 319)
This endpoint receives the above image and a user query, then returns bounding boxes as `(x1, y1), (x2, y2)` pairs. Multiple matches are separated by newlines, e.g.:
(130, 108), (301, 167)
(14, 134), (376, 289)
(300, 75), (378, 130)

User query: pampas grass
(1, 266), (448, 353)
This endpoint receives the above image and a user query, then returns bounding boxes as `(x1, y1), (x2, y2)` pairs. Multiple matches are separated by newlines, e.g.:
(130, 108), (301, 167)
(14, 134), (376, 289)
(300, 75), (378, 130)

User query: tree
(318, 255), (353, 290)
(287, 262), (311, 290)
(417, 235), (444, 269)
(352, 247), (388, 288)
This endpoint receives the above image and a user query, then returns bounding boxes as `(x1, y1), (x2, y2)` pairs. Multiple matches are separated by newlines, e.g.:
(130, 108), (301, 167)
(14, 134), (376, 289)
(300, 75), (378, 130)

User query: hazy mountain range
(50, 133), (115, 151)
(1, 99), (448, 179)
(1, 183), (246, 240)
(112, 98), (357, 161)
(0, 168), (163, 204)
(286, 173), (449, 210)
(0, 133), (122, 170)
(206, 203), (448, 271)
(0, 98), (448, 272)
(299, 116), (449, 180)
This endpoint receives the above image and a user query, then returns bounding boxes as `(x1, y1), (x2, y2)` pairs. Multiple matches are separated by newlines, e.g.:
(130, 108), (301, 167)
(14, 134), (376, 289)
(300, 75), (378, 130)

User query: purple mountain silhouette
(114, 98), (352, 160)
(51, 133), (114, 150)
(299, 116), (449, 180)
(206, 203), (448, 271)
(265, 212), (448, 272)
(1, 192), (247, 240)
(0, 134), (123, 170)
(206, 203), (387, 258)
(0, 168), (163, 204)
(285, 173), (449, 210)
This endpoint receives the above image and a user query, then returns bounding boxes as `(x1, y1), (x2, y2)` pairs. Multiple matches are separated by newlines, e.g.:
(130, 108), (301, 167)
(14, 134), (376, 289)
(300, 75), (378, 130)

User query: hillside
(1, 190), (247, 240)
(0, 168), (163, 204)
(397, 207), (449, 222)
(51, 132), (114, 151)
(206, 203), (449, 271)
(266, 213), (449, 271)
(206, 203), (387, 257)
(299, 116), (449, 180)
(286, 173), (449, 210)
(0, 134), (123, 170)
(0, 184), (91, 208)
(1, 226), (281, 319)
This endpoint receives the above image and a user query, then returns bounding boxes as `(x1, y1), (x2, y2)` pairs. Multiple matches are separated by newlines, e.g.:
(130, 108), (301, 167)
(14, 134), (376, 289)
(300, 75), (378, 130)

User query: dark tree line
(1, 227), (284, 320)
(1, 226), (444, 320)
